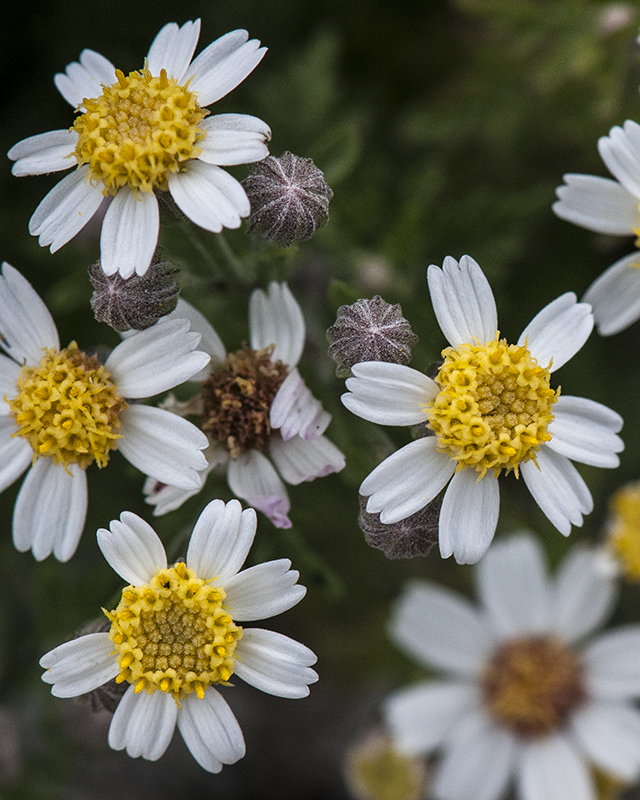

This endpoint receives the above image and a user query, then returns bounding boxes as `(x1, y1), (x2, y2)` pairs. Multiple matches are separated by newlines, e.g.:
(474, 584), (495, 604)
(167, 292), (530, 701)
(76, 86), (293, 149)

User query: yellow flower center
(427, 334), (558, 478)
(608, 481), (640, 581)
(483, 636), (585, 738)
(8, 344), (127, 470)
(73, 66), (208, 195)
(106, 562), (242, 705)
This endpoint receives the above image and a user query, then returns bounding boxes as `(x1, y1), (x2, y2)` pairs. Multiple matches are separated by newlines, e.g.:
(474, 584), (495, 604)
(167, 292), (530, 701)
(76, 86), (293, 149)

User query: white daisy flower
(553, 119), (640, 335)
(144, 282), (345, 528)
(0, 262), (210, 561)
(7, 19), (270, 279)
(384, 533), (640, 800)
(342, 255), (623, 564)
(40, 499), (318, 772)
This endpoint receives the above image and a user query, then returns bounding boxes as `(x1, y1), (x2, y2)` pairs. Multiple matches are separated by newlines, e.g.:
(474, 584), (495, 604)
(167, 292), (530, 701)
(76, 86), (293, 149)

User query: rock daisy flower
(342, 255), (624, 564)
(384, 533), (640, 800)
(553, 119), (640, 335)
(7, 19), (270, 279)
(144, 282), (345, 528)
(40, 499), (318, 772)
(0, 262), (210, 561)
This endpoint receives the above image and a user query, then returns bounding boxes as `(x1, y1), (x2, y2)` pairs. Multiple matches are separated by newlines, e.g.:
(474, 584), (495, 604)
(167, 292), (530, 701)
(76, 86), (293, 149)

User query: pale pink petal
(270, 369), (330, 440)
(227, 449), (291, 528)
(269, 434), (345, 485)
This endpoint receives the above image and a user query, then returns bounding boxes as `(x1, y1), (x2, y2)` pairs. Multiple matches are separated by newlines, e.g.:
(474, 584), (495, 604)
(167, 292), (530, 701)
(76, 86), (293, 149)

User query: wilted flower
(243, 152), (333, 247)
(358, 494), (440, 559)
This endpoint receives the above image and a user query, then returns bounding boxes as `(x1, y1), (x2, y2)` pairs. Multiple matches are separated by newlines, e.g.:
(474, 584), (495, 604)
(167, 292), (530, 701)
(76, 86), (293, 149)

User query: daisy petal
(583, 251), (640, 336)
(40, 633), (117, 697)
(168, 298), (227, 367)
(598, 121), (640, 200)
(143, 476), (204, 516)
(147, 19), (201, 81)
(186, 498), (256, 583)
(224, 559), (306, 620)
(521, 447), (593, 535)
(552, 174), (638, 235)
(97, 511), (166, 585)
(0, 419), (32, 493)
(99, 188), (159, 278)
(227, 449), (292, 528)
(13, 460), (87, 562)
(390, 580), (495, 675)
(54, 49), (117, 109)
(361, 437), (456, 524)
(439, 470), (500, 564)
(269, 434), (345, 485)
(109, 686), (177, 761)
(233, 628), (318, 698)
(516, 733), (594, 800)
(169, 161), (249, 232)
(583, 625), (640, 700)
(29, 166), (104, 252)
(188, 31), (267, 106)
(547, 395), (623, 468)
(8, 129), (77, 176)
(427, 255), (498, 347)
(571, 700), (640, 782)
(342, 361), (437, 426)
(0, 355), (21, 405)
(518, 292), (593, 372)
(118, 406), (208, 490)
(198, 114), (271, 165)
(177, 690), (245, 773)
(249, 282), (305, 367)
(270, 369), (330, 440)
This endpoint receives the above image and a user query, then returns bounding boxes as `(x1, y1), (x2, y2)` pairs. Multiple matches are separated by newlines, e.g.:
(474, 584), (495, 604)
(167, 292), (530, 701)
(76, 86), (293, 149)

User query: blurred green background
(2, 0), (640, 797)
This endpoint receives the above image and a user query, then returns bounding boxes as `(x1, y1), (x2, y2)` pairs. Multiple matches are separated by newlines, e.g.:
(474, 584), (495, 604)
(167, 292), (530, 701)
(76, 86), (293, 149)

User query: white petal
(227, 449), (291, 528)
(552, 173), (638, 235)
(186, 498), (256, 583)
(143, 472), (208, 516)
(0, 418), (32, 493)
(54, 49), (117, 108)
(270, 369), (330, 440)
(342, 361), (437, 426)
(518, 292), (593, 372)
(13, 460), (87, 562)
(99, 188), (159, 278)
(109, 686), (177, 761)
(224, 559), (305, 620)
(583, 251), (640, 336)
(118, 405), (208, 490)
(177, 690), (245, 773)
(29, 166), (105, 252)
(383, 681), (479, 755)
(106, 318), (210, 397)
(0, 262), (59, 364)
(582, 626), (640, 700)
(476, 533), (551, 638)
(516, 734), (595, 800)
(40, 633), (117, 697)
(198, 114), (271, 165)
(551, 545), (616, 643)
(269, 434), (345, 485)
(547, 395), (623, 468)
(0, 355), (21, 405)
(598, 121), (640, 200)
(97, 511), (166, 585)
(361, 437), (456, 524)
(249, 282), (305, 367)
(147, 19), (201, 81)
(571, 700), (640, 781)
(427, 255), (498, 347)
(8, 129), (77, 176)
(188, 30), (267, 106)
(233, 628), (318, 698)
(439, 470), (500, 564)
(432, 710), (516, 800)
(168, 161), (249, 232)
(167, 298), (227, 368)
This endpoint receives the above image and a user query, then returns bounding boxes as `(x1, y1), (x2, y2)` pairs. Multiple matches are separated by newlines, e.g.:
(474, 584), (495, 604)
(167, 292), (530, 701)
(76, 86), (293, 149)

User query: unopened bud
(89, 259), (180, 332)
(243, 152), (333, 247)
(327, 296), (418, 378)
(358, 494), (440, 559)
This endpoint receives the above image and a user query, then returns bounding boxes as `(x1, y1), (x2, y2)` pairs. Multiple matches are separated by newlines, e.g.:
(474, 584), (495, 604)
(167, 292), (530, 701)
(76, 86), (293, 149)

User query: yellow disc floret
(608, 481), (640, 581)
(73, 65), (208, 195)
(427, 333), (558, 478)
(106, 562), (242, 705)
(8, 344), (127, 470)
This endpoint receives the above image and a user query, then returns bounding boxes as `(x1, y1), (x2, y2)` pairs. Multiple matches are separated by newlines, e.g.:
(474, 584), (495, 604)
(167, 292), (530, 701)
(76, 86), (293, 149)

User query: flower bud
(358, 494), (440, 559)
(327, 296), (418, 377)
(89, 259), (180, 332)
(243, 152), (333, 247)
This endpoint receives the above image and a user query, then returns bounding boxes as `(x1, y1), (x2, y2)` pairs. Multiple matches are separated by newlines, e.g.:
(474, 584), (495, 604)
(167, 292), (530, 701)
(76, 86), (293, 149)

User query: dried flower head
(243, 152), (333, 247)
(358, 493), (440, 559)
(89, 259), (180, 332)
(327, 296), (418, 378)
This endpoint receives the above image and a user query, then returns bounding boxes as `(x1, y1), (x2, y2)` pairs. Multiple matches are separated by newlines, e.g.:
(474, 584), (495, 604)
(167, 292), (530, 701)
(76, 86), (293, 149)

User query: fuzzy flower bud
(327, 296), (418, 377)
(358, 494), (440, 559)
(89, 259), (180, 332)
(243, 152), (333, 247)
